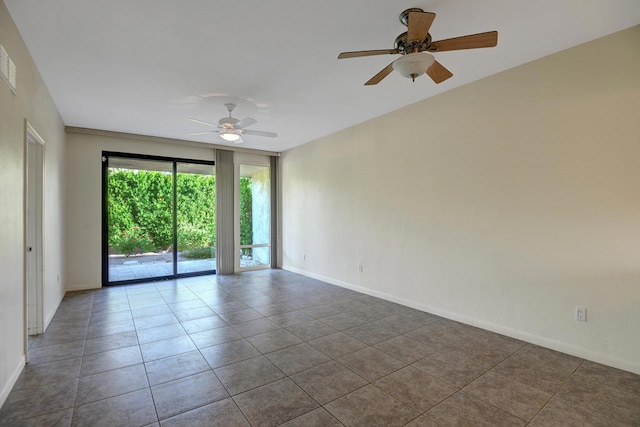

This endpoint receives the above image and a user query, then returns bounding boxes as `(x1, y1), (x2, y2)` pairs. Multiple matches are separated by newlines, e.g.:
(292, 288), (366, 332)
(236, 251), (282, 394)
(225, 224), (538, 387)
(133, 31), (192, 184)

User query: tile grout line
(11, 273), (639, 426)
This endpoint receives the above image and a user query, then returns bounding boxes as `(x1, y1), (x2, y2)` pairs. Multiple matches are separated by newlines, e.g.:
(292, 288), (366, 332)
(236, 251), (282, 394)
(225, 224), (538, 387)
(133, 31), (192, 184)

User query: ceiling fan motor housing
(395, 32), (432, 54)
(219, 117), (239, 126)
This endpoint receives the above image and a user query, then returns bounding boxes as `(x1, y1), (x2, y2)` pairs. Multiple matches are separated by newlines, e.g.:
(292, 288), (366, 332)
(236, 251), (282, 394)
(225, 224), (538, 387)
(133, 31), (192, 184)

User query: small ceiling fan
(188, 103), (277, 143)
(338, 8), (498, 85)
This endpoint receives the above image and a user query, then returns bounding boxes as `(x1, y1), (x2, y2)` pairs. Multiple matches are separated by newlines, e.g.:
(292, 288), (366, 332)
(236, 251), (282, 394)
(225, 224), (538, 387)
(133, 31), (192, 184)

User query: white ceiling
(5, 0), (640, 152)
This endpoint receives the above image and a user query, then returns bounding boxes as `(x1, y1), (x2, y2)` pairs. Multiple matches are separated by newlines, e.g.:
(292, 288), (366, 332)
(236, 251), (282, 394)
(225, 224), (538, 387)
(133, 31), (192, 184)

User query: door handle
(27, 247), (33, 252)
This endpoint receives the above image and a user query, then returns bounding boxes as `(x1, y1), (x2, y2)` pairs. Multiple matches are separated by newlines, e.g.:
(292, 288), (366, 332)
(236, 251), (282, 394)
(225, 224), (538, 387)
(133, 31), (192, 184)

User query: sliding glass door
(103, 153), (215, 284)
(176, 162), (216, 274)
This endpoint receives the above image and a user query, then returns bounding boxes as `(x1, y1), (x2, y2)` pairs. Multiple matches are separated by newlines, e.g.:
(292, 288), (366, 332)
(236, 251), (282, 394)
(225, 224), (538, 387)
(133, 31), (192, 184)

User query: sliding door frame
(102, 151), (216, 285)
(234, 153), (273, 272)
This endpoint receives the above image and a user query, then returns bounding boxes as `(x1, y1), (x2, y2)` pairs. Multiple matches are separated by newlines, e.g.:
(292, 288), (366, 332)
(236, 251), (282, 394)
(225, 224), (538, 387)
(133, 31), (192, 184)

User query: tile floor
(1, 269), (639, 426)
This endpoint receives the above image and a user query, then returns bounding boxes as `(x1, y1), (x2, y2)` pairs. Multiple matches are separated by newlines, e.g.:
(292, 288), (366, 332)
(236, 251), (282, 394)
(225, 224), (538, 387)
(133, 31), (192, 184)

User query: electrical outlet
(358, 264), (364, 273)
(575, 306), (587, 322)
(303, 254), (306, 261)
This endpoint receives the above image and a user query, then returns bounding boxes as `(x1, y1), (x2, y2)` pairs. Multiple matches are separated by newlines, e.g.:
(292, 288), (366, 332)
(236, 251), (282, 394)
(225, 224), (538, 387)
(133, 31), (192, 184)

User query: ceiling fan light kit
(220, 131), (241, 142)
(338, 8), (498, 85)
(393, 52), (435, 81)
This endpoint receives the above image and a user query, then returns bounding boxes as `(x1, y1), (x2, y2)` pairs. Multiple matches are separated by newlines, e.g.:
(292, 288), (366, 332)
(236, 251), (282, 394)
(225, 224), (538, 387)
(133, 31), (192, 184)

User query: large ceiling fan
(338, 8), (498, 85)
(188, 103), (277, 143)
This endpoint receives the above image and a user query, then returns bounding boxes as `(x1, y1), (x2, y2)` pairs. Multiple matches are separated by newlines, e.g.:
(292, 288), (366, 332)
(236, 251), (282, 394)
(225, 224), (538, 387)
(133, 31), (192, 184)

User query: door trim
(24, 120), (45, 360)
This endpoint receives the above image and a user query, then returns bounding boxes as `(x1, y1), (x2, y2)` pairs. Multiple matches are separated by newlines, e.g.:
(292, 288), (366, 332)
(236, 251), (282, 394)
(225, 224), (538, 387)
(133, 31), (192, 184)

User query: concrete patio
(108, 254), (215, 282)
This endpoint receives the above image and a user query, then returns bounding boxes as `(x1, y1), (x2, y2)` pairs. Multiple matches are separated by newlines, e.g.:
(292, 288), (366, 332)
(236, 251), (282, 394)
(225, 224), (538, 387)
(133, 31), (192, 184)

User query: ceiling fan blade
(426, 61), (453, 84)
(407, 11), (436, 43)
(338, 49), (398, 59)
(235, 117), (257, 129)
(243, 129), (278, 138)
(187, 118), (218, 127)
(365, 63), (394, 86)
(431, 31), (498, 52)
(189, 131), (218, 136)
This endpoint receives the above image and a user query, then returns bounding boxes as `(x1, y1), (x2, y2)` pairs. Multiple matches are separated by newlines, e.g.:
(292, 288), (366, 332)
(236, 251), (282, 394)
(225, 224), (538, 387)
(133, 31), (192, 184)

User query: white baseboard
(65, 283), (101, 292)
(283, 266), (640, 375)
(43, 290), (66, 332)
(0, 355), (25, 409)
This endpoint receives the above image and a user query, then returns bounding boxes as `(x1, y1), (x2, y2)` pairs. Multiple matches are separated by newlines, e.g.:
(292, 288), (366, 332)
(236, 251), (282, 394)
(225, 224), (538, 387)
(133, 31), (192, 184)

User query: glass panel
(107, 158), (174, 282)
(240, 246), (270, 268)
(239, 164), (270, 270)
(177, 163), (216, 274)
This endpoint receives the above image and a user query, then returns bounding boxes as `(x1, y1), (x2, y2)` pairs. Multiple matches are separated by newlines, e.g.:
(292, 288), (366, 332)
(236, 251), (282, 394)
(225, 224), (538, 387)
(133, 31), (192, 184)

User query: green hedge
(108, 170), (218, 255)
(108, 169), (254, 257)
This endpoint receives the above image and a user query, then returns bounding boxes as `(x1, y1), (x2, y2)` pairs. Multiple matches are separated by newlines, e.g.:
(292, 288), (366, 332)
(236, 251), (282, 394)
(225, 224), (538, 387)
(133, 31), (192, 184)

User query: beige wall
(65, 132), (215, 290)
(0, 2), (66, 406)
(281, 26), (640, 374)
